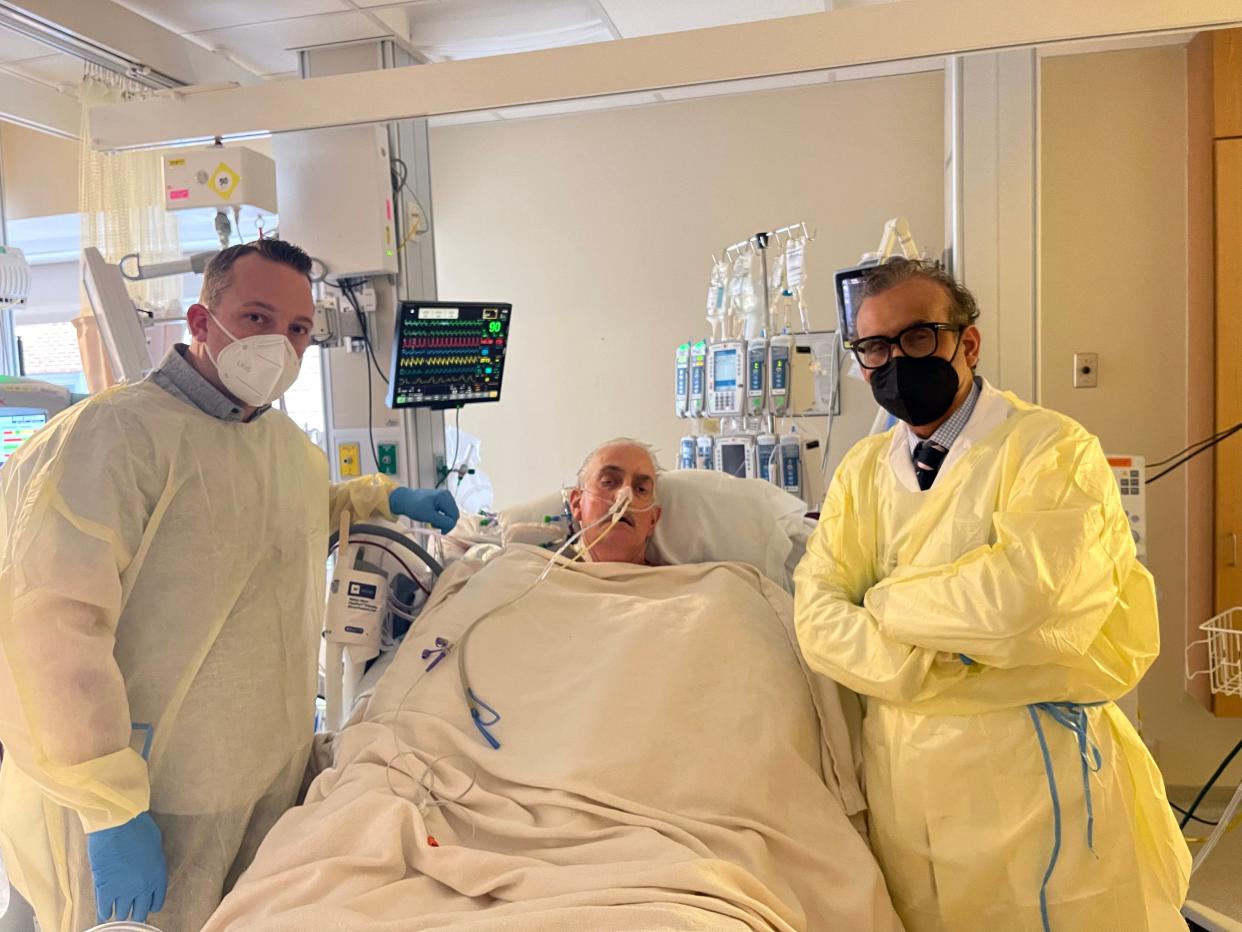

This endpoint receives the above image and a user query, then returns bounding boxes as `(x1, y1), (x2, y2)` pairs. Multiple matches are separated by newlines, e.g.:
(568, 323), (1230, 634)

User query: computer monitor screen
(720, 442), (747, 478)
(388, 301), (512, 409)
(1, 412), (46, 466)
(834, 266), (873, 340)
(712, 347), (738, 389)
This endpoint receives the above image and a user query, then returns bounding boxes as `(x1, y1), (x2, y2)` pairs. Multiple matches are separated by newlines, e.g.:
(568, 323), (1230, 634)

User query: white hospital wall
(1040, 45), (1240, 786)
(428, 72), (945, 505)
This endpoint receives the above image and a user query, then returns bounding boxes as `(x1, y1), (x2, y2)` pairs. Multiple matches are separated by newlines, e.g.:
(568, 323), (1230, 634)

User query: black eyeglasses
(845, 322), (962, 370)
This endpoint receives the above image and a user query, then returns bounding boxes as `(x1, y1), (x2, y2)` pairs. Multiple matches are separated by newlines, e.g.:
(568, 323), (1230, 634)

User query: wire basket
(1187, 607), (1242, 697)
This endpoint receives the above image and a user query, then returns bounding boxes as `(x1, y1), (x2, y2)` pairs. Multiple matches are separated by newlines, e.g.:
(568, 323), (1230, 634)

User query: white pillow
(498, 491), (568, 548)
(497, 471), (809, 589)
(649, 470), (808, 589)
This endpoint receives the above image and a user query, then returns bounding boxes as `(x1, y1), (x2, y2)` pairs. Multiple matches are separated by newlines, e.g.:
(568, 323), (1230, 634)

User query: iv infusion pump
(768, 334), (793, 415)
(706, 340), (745, 418)
(715, 434), (755, 479)
(676, 335), (795, 419)
(675, 343), (690, 417)
(746, 339), (767, 415)
(673, 334), (807, 502)
(688, 340), (707, 417)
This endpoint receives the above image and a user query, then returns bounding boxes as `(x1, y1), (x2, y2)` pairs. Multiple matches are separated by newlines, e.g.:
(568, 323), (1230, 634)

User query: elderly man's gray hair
(576, 438), (662, 488)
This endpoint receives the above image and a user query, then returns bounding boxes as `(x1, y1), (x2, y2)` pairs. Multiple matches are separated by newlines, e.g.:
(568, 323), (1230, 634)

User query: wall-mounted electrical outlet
(1073, 352), (1099, 388)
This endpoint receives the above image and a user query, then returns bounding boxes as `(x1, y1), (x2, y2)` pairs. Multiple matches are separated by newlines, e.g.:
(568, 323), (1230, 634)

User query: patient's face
(569, 444), (661, 564)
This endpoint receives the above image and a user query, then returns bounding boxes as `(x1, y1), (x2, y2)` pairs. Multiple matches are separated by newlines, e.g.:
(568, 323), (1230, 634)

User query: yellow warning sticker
(209, 162), (241, 201)
(167, 158), (185, 167)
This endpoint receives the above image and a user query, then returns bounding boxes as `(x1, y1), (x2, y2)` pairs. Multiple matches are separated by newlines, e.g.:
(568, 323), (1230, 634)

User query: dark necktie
(912, 440), (948, 491)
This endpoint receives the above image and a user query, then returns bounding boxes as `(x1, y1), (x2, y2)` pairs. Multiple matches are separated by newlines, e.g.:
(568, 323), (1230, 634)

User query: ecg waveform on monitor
(399, 336), (486, 349)
(397, 355), (484, 368)
(398, 374), (485, 386)
(391, 303), (510, 408)
(394, 367), (486, 377)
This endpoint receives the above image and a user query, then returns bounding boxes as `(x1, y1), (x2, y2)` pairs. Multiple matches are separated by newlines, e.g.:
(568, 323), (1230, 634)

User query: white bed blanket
(205, 547), (901, 931)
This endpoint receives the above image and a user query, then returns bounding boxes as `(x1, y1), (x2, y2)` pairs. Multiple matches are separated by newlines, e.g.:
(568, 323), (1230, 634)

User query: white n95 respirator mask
(205, 311), (302, 407)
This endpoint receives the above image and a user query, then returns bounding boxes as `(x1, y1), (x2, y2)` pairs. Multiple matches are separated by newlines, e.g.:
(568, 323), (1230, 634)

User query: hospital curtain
(73, 63), (183, 392)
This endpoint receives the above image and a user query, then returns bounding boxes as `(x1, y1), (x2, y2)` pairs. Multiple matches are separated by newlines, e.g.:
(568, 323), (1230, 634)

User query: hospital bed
(203, 470), (900, 931)
(345, 468), (817, 706)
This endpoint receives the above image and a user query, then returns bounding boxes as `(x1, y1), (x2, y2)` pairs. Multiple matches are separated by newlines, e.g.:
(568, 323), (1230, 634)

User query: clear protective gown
(0, 380), (395, 932)
(794, 382), (1191, 932)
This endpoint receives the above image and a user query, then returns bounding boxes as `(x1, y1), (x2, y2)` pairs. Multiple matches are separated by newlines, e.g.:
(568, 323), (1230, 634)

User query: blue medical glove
(87, 811), (167, 923)
(389, 487), (460, 533)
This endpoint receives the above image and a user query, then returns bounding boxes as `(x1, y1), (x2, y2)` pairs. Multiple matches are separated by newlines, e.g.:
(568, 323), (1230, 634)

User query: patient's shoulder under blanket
(205, 547), (900, 932)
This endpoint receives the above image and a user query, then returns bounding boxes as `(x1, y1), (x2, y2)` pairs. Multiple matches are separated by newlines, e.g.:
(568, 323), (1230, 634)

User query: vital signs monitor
(388, 301), (512, 409)
(1, 412), (45, 466)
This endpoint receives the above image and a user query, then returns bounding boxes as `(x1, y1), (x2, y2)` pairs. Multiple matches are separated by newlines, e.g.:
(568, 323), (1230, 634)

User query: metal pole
(946, 55), (965, 279)
(756, 232), (770, 337)
(299, 40), (445, 490)
(0, 132), (20, 376)
(384, 41), (446, 492)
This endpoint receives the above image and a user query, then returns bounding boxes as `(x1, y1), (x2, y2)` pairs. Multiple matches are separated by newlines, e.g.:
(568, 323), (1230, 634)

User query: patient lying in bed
(203, 441), (901, 931)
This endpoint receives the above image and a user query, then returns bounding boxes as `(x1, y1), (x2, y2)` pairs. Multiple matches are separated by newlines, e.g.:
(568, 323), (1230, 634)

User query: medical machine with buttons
(0, 411), (43, 466)
(687, 340), (707, 418)
(0, 377), (81, 467)
(388, 301), (512, 409)
(674, 343), (690, 417)
(678, 436), (696, 470)
(695, 435), (714, 470)
(756, 432), (777, 484)
(322, 522), (442, 732)
(779, 432), (803, 497)
(768, 333), (793, 416)
(746, 338), (767, 415)
(670, 221), (854, 506)
(715, 434), (756, 479)
(706, 340), (745, 418)
(1107, 455), (1147, 561)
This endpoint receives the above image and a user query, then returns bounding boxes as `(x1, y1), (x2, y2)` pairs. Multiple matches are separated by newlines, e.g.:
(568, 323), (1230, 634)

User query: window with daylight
(5, 205), (325, 448)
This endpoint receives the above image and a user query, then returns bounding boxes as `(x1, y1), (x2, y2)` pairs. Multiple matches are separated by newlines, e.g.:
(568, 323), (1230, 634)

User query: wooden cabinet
(1215, 137), (1242, 717)
(1216, 29), (1242, 138)
(1192, 29), (1242, 716)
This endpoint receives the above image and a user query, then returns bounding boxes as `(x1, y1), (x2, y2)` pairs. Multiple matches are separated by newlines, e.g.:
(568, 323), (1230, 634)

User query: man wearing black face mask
(849, 259), (983, 482)
(793, 258), (1189, 932)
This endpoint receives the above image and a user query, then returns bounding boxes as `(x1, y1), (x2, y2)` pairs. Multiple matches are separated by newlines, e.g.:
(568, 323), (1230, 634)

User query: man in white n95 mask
(794, 257), (1189, 932)
(0, 239), (458, 932)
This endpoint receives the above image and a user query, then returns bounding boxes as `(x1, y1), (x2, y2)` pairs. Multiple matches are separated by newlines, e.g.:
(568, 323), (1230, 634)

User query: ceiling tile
(112, 0), (350, 35)
(1, 53), (83, 88)
(0, 27), (56, 63)
(189, 11), (390, 75)
(598, 0), (827, 38)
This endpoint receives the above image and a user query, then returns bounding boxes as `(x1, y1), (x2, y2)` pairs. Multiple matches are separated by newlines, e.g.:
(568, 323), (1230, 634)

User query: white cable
(456, 493), (636, 734)
(536, 495), (630, 582)
(378, 488), (643, 760)
(384, 749), (481, 842)
(388, 600), (421, 622)
(1191, 779), (1242, 874)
